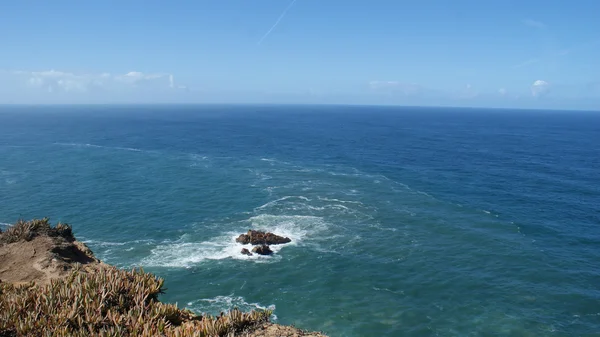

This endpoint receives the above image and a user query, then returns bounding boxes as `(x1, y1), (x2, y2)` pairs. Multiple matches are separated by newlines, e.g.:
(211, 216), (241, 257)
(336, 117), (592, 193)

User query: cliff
(0, 219), (327, 337)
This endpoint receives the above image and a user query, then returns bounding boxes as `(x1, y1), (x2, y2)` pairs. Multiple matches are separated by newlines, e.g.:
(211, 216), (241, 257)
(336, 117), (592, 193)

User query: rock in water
(241, 248), (253, 256)
(236, 230), (291, 245)
(236, 234), (250, 244)
(251, 245), (273, 255)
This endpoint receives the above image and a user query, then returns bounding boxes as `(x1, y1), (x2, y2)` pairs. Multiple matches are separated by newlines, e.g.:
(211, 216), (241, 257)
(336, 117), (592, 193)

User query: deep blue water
(1, 105), (599, 336)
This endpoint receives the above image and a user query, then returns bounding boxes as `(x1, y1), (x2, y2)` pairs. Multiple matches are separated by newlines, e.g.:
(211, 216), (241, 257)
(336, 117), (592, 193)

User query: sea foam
(186, 295), (276, 319)
(141, 214), (329, 268)
(54, 142), (144, 153)
(255, 195), (360, 216)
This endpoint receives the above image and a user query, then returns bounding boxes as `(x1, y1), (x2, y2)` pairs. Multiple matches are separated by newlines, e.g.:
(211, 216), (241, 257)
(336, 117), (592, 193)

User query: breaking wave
(186, 295), (276, 319)
(140, 214), (330, 268)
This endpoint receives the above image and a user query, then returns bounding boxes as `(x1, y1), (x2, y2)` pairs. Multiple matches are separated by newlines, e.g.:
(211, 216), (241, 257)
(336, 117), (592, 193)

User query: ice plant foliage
(0, 219), (272, 336)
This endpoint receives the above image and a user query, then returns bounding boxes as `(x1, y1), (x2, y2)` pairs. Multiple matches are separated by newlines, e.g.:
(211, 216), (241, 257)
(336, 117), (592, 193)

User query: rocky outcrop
(251, 245), (273, 255)
(241, 248), (253, 256)
(236, 230), (291, 245)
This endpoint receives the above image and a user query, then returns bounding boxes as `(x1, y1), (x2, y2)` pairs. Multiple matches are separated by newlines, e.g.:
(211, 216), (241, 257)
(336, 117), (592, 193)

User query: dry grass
(0, 218), (74, 245)
(0, 219), (272, 336)
(0, 266), (271, 336)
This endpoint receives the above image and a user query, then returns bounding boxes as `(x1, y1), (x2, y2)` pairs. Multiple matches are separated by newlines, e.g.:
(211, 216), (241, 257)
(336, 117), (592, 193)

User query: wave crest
(186, 295), (276, 318)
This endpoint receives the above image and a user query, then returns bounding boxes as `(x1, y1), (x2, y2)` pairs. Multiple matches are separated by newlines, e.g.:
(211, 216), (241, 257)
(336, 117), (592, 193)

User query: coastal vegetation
(0, 219), (323, 337)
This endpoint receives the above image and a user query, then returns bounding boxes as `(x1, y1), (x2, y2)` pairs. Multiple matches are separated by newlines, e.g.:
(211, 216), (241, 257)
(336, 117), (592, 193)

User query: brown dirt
(0, 232), (102, 286)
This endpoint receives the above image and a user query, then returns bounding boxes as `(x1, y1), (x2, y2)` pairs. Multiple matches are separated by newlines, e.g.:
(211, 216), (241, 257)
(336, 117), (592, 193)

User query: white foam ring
(317, 196), (364, 205)
(256, 196), (312, 210)
(83, 239), (155, 247)
(54, 142), (144, 153)
(141, 235), (280, 268)
(188, 153), (210, 168)
(141, 214), (329, 268)
(368, 223), (398, 232)
(259, 157), (290, 166)
(1, 170), (20, 185)
(186, 295), (276, 320)
(372, 287), (404, 295)
(255, 196), (360, 216)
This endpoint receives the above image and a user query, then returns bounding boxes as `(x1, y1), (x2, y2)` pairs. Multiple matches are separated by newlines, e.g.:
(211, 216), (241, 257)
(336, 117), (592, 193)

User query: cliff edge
(0, 219), (327, 337)
(0, 219), (102, 286)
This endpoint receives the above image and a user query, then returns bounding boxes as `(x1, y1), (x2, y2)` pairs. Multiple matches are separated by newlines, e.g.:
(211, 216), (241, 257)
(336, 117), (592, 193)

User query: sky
(1, 0), (599, 109)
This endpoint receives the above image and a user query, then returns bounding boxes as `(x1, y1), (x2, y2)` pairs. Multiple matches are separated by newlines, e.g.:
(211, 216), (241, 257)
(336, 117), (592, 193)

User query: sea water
(1, 105), (599, 336)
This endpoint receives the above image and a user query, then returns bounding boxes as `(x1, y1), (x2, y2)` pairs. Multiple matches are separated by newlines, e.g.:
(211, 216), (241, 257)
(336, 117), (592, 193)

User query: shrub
(0, 218), (75, 245)
(0, 266), (271, 336)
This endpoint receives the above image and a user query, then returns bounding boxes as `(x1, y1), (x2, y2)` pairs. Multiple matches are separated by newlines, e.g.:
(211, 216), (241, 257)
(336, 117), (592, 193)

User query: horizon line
(0, 102), (599, 113)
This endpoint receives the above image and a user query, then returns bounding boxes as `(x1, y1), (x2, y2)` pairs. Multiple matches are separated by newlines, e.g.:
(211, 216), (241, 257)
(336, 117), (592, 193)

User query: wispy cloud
(6, 69), (181, 93)
(522, 19), (546, 29)
(21, 70), (98, 93)
(114, 71), (168, 84)
(257, 0), (297, 46)
(369, 81), (400, 89)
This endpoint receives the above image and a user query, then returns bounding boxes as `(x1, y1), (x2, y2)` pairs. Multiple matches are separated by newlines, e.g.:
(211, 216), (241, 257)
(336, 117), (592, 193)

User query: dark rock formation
(251, 245), (273, 255)
(241, 248), (253, 256)
(236, 230), (291, 245)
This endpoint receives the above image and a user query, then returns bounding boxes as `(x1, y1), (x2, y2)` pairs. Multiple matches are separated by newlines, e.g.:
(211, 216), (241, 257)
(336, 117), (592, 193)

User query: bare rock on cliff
(241, 248), (253, 256)
(0, 219), (102, 285)
(236, 230), (291, 245)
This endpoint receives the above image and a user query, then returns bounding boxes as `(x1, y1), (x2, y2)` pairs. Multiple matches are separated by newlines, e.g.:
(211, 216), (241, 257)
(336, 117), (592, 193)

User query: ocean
(0, 105), (599, 336)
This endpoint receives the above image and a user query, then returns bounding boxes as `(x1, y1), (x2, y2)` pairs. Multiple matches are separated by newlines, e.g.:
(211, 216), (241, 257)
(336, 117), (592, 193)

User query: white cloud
(498, 88), (507, 96)
(57, 79), (87, 92)
(523, 19), (546, 29)
(115, 71), (169, 85)
(28, 77), (44, 87)
(126, 71), (143, 78)
(24, 70), (92, 93)
(37, 70), (68, 78)
(369, 80), (399, 89)
(531, 80), (550, 97)
(7, 69), (177, 94)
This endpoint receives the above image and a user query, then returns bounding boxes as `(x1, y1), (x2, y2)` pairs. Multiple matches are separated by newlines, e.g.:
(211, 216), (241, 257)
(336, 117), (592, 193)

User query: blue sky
(1, 0), (599, 109)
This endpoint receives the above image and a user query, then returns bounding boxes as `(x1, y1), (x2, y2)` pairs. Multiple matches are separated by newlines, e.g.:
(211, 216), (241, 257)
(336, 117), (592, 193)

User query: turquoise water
(1, 105), (599, 336)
